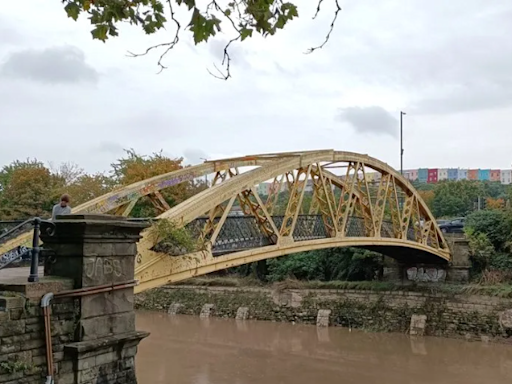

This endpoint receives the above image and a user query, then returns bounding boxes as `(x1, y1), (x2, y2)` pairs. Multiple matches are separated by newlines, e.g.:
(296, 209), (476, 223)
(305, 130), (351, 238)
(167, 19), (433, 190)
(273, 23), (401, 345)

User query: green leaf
(240, 27), (253, 41)
(188, 9), (220, 44)
(177, 0), (196, 10)
(281, 2), (298, 18)
(275, 15), (286, 30)
(64, 2), (81, 21)
(91, 25), (109, 41)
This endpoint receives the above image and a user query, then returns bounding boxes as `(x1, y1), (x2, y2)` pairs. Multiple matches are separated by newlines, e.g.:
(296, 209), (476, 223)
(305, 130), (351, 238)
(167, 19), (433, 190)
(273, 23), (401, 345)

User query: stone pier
(382, 234), (471, 284)
(0, 214), (149, 384)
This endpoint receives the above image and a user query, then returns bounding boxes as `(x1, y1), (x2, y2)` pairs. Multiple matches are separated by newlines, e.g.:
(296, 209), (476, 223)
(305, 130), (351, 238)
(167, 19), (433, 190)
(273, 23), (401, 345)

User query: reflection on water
(136, 311), (512, 384)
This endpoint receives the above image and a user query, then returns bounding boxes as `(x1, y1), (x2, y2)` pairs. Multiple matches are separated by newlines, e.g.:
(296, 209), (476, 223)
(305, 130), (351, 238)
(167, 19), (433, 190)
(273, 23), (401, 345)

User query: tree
(418, 190), (434, 211)
(0, 161), (61, 220)
(432, 180), (482, 218)
(266, 247), (383, 282)
(61, 0), (341, 78)
(110, 149), (207, 217)
(465, 210), (512, 251)
(486, 197), (505, 210)
(66, 174), (116, 206)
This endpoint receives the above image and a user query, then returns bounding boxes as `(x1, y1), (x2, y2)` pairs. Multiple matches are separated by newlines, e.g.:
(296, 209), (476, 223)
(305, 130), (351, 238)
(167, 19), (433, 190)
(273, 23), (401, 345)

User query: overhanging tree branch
(61, 0), (343, 79)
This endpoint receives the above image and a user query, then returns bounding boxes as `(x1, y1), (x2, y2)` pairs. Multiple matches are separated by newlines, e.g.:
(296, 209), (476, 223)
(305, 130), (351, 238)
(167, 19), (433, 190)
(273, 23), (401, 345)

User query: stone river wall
(135, 285), (512, 343)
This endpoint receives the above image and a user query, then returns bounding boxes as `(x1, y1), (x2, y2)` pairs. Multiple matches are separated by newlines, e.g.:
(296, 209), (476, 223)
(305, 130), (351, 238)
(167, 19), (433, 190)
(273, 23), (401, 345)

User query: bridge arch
(133, 150), (450, 292)
(0, 150), (450, 293)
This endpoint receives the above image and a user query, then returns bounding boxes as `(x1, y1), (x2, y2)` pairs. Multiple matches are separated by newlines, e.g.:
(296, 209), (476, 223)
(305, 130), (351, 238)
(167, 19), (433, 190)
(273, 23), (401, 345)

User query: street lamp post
(400, 111), (406, 175)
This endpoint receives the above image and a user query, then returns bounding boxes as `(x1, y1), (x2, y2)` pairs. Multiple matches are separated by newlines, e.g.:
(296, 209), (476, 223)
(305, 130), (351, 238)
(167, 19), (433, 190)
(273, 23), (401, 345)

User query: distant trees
(0, 149), (206, 220)
(419, 180), (512, 218)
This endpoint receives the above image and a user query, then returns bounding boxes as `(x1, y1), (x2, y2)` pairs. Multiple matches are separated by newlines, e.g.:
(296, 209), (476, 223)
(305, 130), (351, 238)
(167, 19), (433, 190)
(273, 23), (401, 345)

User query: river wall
(135, 285), (512, 343)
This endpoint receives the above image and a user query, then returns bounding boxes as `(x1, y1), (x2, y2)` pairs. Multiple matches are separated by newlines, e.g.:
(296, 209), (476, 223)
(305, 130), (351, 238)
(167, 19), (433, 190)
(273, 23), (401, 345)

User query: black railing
(0, 217), (55, 282)
(184, 215), (420, 256)
(1, 215), (429, 276)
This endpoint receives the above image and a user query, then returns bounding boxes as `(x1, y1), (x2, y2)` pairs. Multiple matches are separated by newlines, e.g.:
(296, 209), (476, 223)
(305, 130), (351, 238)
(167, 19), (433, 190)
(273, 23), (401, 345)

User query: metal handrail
(0, 217), (55, 282)
(0, 218), (36, 242)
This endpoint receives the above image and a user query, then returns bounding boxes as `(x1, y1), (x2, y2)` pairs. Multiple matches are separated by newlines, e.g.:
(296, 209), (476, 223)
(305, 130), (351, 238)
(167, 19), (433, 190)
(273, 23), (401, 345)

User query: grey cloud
(0, 16), (24, 47)
(0, 45), (98, 84)
(183, 149), (208, 165)
(337, 106), (398, 137)
(95, 141), (125, 155)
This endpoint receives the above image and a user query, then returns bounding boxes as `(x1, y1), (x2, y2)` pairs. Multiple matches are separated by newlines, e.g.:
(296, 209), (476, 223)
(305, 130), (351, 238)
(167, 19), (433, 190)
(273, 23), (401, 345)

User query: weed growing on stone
(148, 218), (200, 255)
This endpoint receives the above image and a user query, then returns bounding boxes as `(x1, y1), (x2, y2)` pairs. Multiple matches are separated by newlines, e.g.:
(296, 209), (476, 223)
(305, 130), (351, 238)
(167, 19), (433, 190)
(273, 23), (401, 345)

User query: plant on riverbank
(465, 210), (512, 283)
(266, 248), (383, 282)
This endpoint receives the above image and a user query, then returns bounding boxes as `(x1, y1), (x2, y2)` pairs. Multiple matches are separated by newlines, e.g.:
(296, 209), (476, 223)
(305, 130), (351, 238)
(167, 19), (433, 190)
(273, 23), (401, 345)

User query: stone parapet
(0, 214), (150, 384)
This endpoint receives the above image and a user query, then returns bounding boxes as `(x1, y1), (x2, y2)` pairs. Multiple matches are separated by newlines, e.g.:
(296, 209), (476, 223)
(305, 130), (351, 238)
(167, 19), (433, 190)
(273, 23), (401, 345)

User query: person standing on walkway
(52, 194), (72, 220)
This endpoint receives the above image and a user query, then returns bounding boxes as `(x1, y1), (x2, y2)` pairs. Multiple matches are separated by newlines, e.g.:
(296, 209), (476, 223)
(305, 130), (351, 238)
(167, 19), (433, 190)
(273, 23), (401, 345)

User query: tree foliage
(266, 248), (383, 282)
(0, 163), (60, 220)
(432, 180), (483, 218)
(110, 149), (207, 217)
(0, 149), (206, 220)
(418, 190), (434, 211)
(61, 0), (341, 78)
(465, 210), (512, 250)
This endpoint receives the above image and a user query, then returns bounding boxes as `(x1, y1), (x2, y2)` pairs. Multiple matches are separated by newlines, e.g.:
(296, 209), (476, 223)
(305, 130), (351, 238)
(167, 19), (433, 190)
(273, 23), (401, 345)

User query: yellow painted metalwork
(0, 150), (451, 294)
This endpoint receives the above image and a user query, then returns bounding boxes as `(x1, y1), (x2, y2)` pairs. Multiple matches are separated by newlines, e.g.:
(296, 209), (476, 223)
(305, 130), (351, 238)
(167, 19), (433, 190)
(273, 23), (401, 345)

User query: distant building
(438, 168), (448, 181)
(403, 169), (417, 181)
(418, 168), (428, 183)
(490, 170), (501, 182)
(457, 169), (468, 180)
(447, 168), (458, 180)
(478, 169), (490, 181)
(501, 170), (512, 185)
(427, 169), (438, 183)
(468, 169), (479, 180)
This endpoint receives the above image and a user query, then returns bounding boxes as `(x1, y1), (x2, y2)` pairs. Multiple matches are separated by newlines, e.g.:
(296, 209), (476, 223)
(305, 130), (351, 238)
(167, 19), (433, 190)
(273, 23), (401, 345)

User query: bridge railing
(0, 218), (56, 282)
(185, 215), (421, 256)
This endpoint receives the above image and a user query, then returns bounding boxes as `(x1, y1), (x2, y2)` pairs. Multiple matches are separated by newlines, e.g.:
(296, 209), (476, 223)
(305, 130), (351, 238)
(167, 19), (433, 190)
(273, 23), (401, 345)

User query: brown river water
(136, 311), (512, 384)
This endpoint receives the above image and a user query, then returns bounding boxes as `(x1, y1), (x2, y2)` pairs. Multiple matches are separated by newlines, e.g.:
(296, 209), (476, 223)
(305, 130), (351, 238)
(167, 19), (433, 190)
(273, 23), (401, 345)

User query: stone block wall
(0, 214), (150, 384)
(0, 278), (144, 384)
(136, 285), (512, 342)
(0, 279), (76, 384)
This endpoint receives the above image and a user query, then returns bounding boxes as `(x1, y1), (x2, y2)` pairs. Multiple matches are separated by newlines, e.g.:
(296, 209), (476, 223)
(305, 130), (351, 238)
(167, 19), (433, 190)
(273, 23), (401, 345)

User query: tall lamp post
(400, 111), (406, 175)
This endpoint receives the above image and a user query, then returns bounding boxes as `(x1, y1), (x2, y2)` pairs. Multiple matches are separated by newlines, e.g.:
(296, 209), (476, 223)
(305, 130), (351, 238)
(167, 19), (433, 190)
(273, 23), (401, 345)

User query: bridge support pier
(39, 214), (150, 384)
(445, 235), (470, 283)
(383, 235), (470, 284)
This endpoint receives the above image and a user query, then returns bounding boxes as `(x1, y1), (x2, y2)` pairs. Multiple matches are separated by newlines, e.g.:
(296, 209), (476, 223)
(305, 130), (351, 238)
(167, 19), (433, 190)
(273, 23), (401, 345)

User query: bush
(148, 218), (199, 255)
(465, 210), (512, 250)
(267, 247), (383, 282)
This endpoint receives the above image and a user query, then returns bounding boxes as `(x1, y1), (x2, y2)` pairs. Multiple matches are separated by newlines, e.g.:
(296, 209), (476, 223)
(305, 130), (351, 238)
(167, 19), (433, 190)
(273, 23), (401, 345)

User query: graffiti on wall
(406, 267), (446, 282)
(0, 246), (30, 267)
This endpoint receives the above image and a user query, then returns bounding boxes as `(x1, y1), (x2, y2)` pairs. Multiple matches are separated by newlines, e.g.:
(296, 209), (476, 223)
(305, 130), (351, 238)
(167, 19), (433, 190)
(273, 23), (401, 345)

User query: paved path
(0, 266), (43, 280)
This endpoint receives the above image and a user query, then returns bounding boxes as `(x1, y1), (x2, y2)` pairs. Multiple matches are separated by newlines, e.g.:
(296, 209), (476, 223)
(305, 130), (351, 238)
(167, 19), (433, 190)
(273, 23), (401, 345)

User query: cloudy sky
(1, 0), (511, 174)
